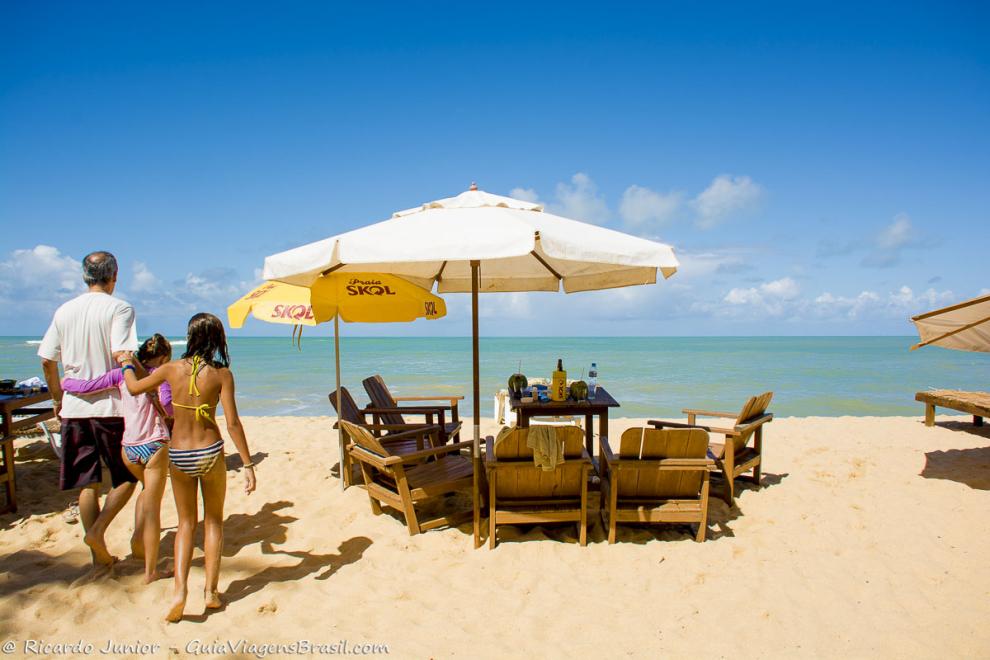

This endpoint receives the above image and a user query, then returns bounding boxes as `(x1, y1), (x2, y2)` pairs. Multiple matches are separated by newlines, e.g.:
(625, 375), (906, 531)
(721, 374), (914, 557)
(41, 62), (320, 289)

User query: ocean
(4, 336), (987, 419)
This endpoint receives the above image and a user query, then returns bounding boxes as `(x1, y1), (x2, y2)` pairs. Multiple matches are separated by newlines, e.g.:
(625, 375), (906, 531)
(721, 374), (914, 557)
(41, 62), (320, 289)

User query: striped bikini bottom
(169, 439), (225, 478)
(124, 440), (167, 466)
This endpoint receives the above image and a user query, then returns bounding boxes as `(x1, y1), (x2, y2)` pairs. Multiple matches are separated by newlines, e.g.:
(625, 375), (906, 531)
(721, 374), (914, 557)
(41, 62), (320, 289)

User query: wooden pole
(471, 259), (481, 548)
(335, 313), (346, 490)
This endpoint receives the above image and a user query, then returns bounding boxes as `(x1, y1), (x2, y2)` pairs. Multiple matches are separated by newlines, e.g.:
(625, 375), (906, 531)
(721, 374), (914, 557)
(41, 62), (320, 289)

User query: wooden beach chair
(484, 425), (592, 549)
(329, 387), (451, 486)
(649, 392), (774, 505)
(915, 390), (990, 428)
(341, 420), (475, 536)
(599, 427), (714, 543)
(363, 374), (463, 444)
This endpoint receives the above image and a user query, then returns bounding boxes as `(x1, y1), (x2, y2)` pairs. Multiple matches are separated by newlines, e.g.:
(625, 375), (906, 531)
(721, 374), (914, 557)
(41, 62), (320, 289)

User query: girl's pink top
(61, 368), (171, 446)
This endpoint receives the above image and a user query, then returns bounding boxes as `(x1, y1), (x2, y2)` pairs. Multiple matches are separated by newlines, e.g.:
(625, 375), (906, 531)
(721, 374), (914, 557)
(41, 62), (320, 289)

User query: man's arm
(110, 303), (138, 353)
(37, 319), (62, 417)
(40, 359), (63, 418)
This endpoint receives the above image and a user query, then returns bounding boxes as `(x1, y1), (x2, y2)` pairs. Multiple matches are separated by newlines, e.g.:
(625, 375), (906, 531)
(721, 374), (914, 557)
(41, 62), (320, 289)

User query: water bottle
(588, 362), (598, 399)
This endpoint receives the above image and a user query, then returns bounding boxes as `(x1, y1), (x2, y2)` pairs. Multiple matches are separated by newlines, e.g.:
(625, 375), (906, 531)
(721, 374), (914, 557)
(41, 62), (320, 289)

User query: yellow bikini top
(172, 356), (216, 423)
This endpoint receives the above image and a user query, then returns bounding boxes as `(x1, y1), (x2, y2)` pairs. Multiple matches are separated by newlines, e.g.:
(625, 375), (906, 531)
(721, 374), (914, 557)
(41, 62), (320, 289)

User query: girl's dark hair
(182, 313), (230, 368)
(136, 333), (172, 365)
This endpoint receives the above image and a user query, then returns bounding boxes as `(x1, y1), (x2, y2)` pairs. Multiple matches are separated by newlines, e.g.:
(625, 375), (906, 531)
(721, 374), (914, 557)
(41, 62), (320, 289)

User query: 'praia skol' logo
(346, 278), (397, 296)
(270, 304), (314, 320)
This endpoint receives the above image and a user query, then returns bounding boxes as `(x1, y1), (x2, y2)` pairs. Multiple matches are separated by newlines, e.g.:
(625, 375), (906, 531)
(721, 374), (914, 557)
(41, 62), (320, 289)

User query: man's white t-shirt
(37, 292), (138, 419)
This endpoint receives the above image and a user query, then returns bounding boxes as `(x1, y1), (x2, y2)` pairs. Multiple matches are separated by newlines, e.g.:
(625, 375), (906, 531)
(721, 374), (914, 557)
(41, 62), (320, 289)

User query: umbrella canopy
(261, 185), (680, 545)
(263, 187), (678, 292)
(911, 293), (990, 352)
(227, 273), (446, 490)
(227, 273), (446, 328)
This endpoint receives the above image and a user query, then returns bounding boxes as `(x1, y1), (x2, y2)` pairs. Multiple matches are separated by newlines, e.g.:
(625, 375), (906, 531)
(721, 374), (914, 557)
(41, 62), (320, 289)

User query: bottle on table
(588, 362), (598, 399)
(551, 358), (567, 402)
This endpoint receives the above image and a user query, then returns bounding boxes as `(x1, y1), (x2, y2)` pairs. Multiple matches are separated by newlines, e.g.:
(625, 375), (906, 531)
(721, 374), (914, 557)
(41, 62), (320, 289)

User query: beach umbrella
(910, 292), (990, 352)
(261, 184), (680, 545)
(228, 274), (446, 489)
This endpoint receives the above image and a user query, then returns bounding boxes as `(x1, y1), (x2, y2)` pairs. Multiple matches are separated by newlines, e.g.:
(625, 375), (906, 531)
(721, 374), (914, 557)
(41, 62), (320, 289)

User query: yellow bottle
(551, 358), (567, 401)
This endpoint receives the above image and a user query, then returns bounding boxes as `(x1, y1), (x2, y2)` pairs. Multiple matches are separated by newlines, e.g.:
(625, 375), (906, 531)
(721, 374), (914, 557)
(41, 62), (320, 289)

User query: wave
(25, 340), (42, 345)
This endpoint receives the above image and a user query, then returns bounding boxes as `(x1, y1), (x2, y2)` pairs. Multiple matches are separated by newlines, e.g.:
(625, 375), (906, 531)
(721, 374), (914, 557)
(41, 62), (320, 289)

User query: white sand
(1, 415), (988, 658)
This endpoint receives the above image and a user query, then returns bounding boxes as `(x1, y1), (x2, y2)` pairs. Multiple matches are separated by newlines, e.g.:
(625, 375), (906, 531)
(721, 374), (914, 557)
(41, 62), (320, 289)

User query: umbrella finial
(469, 181), (478, 191)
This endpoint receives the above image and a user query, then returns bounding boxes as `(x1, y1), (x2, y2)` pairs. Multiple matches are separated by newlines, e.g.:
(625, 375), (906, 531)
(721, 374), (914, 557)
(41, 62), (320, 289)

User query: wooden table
(509, 387), (620, 457)
(916, 390), (990, 427)
(0, 390), (56, 514)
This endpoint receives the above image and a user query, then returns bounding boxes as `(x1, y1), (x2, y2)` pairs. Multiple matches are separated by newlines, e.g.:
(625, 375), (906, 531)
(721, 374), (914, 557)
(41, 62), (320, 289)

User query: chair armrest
(392, 440), (474, 464)
(649, 419), (712, 431)
(607, 457), (715, 470)
(367, 405), (453, 414)
(392, 395), (464, 403)
(734, 413), (773, 435)
(371, 425), (441, 444)
(485, 436), (495, 462)
(681, 408), (739, 419)
(598, 435), (617, 464)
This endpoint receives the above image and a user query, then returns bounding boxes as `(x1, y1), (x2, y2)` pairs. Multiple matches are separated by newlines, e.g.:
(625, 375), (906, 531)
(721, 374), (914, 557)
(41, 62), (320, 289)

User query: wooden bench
(915, 390), (990, 427)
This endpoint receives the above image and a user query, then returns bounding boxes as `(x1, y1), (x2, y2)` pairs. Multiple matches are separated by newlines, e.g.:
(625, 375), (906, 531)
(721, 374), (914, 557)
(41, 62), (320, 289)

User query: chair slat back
(328, 387), (363, 425)
(340, 420), (391, 458)
(493, 426), (585, 499)
(616, 427), (709, 499)
(363, 375), (405, 426)
(732, 391), (773, 454)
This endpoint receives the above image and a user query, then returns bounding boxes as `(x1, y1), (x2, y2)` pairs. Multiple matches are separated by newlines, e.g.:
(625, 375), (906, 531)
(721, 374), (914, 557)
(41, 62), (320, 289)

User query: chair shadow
(159, 500), (297, 562)
(921, 446), (990, 490)
(183, 536), (372, 622)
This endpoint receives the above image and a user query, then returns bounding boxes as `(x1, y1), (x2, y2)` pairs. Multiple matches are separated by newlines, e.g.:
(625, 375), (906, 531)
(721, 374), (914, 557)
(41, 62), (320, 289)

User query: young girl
(120, 313), (256, 623)
(61, 333), (173, 581)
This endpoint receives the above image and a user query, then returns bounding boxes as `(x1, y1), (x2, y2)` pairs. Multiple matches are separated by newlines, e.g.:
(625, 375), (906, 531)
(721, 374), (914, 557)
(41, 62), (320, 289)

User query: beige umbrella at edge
(911, 292), (990, 352)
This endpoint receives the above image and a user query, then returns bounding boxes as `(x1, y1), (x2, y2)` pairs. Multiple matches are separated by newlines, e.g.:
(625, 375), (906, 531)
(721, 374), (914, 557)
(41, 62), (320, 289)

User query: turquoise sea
(3, 336), (987, 418)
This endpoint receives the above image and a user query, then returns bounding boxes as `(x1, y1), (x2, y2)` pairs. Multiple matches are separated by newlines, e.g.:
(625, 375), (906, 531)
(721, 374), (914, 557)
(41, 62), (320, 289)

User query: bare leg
(200, 457), (226, 609)
(84, 481), (135, 566)
(141, 448), (171, 583)
(78, 483), (102, 564)
(166, 463), (198, 623)
(124, 448), (147, 559)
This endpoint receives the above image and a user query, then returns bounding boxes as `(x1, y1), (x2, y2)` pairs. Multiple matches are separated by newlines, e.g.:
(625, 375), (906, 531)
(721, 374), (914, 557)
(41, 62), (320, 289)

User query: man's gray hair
(82, 251), (118, 286)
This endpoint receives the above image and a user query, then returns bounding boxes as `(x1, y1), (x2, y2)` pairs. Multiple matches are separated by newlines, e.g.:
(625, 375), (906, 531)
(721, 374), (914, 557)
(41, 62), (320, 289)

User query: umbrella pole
(471, 259), (481, 548)
(335, 313), (346, 491)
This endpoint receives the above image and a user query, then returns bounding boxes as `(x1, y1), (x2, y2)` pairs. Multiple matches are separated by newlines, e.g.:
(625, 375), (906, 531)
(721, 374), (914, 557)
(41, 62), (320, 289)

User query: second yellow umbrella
(228, 273), (447, 489)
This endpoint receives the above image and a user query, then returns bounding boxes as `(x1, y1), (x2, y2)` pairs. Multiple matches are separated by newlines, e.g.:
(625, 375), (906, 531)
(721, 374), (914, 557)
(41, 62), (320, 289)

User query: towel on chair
(526, 425), (562, 471)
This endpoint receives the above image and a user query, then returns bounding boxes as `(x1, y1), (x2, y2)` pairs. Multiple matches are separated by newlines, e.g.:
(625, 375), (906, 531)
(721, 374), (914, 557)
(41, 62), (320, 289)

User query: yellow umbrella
(228, 273), (446, 489)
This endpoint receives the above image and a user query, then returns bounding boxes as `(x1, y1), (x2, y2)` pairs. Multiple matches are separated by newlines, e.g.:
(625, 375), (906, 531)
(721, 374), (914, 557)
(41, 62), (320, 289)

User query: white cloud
(813, 285), (954, 319)
(723, 277), (799, 316)
(131, 261), (160, 293)
(619, 185), (682, 229)
(691, 175), (763, 229)
(508, 187), (540, 204)
(0, 245), (83, 306)
(862, 213), (920, 268)
(549, 173), (611, 224)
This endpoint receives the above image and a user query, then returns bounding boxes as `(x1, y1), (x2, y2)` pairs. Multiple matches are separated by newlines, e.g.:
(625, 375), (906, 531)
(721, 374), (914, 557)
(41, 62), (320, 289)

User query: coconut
(569, 380), (589, 401)
(508, 373), (528, 396)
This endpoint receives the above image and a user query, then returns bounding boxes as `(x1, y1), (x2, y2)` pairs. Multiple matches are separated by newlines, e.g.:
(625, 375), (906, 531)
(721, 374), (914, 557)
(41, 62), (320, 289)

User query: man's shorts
(59, 418), (137, 490)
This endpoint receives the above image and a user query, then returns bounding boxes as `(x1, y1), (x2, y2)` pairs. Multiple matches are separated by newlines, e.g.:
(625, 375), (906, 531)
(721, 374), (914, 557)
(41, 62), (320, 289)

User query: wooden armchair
(648, 392), (773, 505)
(363, 374), (463, 444)
(484, 426), (592, 549)
(599, 428), (714, 543)
(341, 420), (475, 536)
(329, 386), (443, 487)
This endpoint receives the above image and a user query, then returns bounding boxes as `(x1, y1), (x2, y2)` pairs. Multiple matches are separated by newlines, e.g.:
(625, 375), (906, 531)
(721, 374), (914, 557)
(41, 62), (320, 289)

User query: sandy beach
(1, 414), (988, 658)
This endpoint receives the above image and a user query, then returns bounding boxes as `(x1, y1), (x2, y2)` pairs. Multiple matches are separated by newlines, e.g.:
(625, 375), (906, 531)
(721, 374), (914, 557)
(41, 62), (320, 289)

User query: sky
(1, 1), (988, 337)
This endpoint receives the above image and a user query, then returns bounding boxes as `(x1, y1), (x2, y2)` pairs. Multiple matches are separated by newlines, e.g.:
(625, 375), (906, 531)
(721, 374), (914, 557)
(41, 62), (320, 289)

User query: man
(38, 251), (138, 566)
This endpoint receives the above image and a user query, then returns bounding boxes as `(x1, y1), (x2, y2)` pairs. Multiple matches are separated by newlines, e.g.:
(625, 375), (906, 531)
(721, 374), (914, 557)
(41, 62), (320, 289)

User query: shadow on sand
(921, 446), (990, 490)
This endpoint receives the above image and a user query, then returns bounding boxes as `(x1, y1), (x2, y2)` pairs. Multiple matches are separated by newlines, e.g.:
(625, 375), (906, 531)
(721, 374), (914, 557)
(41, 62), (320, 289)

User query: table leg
(975, 415), (984, 427)
(584, 414), (594, 457)
(924, 403), (935, 427)
(598, 412), (608, 451)
(1, 438), (14, 514)
(518, 411), (530, 429)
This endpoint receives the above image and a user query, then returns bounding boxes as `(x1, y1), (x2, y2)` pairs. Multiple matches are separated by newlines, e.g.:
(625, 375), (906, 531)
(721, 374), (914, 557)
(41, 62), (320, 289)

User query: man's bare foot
(165, 590), (187, 623)
(131, 537), (145, 559)
(84, 528), (115, 567)
(204, 589), (222, 609)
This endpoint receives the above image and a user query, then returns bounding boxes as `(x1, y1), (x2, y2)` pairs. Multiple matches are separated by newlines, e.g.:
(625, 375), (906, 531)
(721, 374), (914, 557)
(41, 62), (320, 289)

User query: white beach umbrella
(911, 292), (990, 352)
(262, 184), (680, 545)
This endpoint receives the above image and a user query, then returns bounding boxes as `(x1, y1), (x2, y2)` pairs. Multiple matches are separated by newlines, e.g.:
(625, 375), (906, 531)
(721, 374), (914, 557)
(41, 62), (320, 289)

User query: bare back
(164, 358), (227, 451)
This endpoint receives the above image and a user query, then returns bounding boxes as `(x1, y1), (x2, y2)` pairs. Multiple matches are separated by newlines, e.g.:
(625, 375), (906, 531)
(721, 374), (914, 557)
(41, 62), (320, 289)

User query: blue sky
(1, 1), (987, 337)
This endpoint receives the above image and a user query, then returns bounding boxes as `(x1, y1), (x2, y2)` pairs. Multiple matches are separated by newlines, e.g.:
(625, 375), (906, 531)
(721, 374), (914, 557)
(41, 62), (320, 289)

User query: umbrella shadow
(225, 451), (268, 471)
(921, 446), (990, 490)
(1, 438), (78, 531)
(159, 500), (297, 562)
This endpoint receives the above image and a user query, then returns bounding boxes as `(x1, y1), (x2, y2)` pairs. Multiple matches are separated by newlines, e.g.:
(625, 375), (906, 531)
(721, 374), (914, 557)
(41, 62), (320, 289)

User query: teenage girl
(120, 313), (256, 622)
(62, 333), (173, 582)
